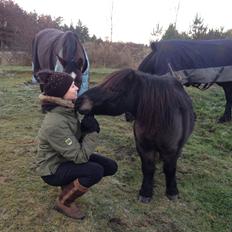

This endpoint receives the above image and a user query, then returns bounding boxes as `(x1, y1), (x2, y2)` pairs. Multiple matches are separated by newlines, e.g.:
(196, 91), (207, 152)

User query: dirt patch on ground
(0, 175), (9, 184)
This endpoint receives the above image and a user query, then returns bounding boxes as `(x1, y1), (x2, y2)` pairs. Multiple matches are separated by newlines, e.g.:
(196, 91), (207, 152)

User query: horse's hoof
(217, 117), (231, 123)
(166, 194), (179, 201)
(125, 112), (135, 122)
(217, 117), (225, 123)
(138, 195), (151, 203)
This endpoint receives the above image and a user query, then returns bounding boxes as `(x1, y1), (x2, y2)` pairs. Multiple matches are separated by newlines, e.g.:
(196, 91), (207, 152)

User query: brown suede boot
(54, 179), (88, 219)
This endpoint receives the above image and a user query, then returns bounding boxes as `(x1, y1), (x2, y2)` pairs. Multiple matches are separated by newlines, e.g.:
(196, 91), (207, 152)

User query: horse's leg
(218, 83), (232, 123)
(161, 153), (179, 200)
(138, 150), (156, 203)
(32, 39), (40, 80)
(135, 138), (156, 203)
(39, 84), (44, 92)
(134, 122), (156, 203)
(124, 112), (135, 122)
(32, 62), (44, 92)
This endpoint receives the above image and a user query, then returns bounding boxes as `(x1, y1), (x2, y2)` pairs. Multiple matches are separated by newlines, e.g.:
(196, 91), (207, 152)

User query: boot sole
(53, 205), (85, 220)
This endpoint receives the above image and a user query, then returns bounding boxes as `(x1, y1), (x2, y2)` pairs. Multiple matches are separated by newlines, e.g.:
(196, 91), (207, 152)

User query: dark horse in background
(32, 28), (89, 91)
(138, 39), (232, 123)
(75, 69), (195, 203)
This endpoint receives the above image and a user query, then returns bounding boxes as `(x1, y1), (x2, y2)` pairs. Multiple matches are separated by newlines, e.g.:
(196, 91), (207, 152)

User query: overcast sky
(13, 0), (232, 44)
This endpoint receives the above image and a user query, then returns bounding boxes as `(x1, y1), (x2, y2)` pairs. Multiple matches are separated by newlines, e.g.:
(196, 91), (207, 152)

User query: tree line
(152, 14), (232, 41)
(1, 0), (232, 68)
(0, 0), (99, 51)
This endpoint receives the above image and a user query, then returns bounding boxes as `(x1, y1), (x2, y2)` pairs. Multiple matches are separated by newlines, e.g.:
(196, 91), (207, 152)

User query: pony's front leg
(162, 155), (179, 200)
(138, 151), (156, 203)
(134, 123), (155, 203)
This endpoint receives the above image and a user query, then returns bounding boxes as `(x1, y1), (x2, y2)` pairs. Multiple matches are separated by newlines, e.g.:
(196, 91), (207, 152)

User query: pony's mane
(135, 71), (188, 136)
(96, 68), (190, 137)
(100, 68), (134, 92)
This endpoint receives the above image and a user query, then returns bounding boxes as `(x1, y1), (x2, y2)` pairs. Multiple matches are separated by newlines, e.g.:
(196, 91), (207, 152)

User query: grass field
(0, 66), (232, 232)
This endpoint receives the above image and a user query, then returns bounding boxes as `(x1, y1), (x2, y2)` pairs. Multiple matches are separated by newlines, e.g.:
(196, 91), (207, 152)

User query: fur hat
(37, 70), (74, 98)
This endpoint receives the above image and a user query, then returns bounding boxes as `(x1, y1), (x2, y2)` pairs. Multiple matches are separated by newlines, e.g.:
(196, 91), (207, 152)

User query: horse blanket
(32, 28), (90, 95)
(140, 39), (232, 84)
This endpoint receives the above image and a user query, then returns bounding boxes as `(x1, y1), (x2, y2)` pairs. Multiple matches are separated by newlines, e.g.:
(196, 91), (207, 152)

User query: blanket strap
(196, 66), (224, 91)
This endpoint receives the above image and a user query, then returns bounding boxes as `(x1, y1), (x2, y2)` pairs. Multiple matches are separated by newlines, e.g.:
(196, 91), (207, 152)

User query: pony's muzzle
(75, 96), (93, 115)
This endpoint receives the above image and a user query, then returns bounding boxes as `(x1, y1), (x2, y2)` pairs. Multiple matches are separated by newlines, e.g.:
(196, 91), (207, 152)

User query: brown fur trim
(39, 94), (74, 108)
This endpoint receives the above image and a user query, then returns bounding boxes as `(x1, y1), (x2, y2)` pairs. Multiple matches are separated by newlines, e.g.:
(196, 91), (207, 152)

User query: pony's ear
(151, 42), (158, 52)
(36, 70), (53, 84)
(76, 58), (84, 70)
(57, 55), (67, 68)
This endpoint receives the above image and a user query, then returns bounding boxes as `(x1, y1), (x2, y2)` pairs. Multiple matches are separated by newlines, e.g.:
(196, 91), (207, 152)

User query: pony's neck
(124, 89), (139, 119)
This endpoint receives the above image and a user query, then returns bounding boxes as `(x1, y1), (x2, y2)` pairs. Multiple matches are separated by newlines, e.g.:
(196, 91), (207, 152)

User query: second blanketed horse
(139, 39), (232, 123)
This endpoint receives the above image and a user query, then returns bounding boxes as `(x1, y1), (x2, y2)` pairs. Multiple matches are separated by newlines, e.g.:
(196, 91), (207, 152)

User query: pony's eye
(108, 87), (118, 92)
(108, 89), (116, 94)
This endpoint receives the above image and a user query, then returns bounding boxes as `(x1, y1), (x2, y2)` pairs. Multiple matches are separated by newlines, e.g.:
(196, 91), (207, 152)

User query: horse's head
(57, 55), (83, 88)
(75, 69), (139, 116)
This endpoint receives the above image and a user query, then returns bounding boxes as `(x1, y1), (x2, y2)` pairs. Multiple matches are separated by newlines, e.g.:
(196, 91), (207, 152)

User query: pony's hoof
(138, 195), (151, 203)
(166, 194), (179, 201)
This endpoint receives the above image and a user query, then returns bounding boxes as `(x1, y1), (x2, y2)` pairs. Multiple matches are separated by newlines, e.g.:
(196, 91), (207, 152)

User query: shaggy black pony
(75, 69), (195, 203)
(138, 39), (232, 123)
(32, 28), (88, 91)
